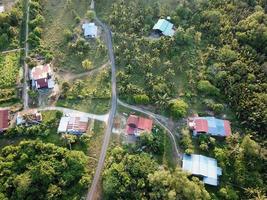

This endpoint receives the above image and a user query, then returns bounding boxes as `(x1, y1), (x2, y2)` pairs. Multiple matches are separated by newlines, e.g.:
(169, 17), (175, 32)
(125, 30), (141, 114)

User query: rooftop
(30, 64), (52, 80)
(189, 116), (231, 137)
(126, 115), (153, 135)
(182, 154), (222, 186)
(0, 109), (9, 131)
(153, 19), (175, 37)
(82, 22), (97, 38)
(58, 116), (89, 134)
(0, 6), (4, 13)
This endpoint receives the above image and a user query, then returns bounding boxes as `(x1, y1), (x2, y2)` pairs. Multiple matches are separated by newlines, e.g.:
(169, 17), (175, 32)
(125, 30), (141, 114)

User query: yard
(56, 68), (111, 114)
(41, 0), (108, 73)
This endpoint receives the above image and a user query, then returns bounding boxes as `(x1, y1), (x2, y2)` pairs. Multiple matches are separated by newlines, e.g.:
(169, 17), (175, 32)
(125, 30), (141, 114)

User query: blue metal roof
(193, 117), (229, 137)
(182, 154), (222, 186)
(153, 19), (175, 36)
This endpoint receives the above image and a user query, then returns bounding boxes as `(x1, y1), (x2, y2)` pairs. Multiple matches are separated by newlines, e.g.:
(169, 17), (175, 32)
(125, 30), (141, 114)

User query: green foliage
(197, 80), (220, 96)
(180, 128), (194, 154)
(0, 140), (90, 200)
(103, 147), (210, 200)
(0, 2), (23, 50)
(148, 168), (210, 200)
(86, 10), (96, 21)
(168, 99), (188, 119)
(82, 59), (93, 70)
(136, 127), (164, 155)
(133, 94), (150, 105)
(214, 134), (265, 198)
(0, 52), (20, 88)
(103, 147), (158, 199)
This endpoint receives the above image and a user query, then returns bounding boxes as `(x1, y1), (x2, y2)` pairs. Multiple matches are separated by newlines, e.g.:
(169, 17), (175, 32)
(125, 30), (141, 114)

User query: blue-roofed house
(182, 154), (222, 186)
(188, 116), (231, 137)
(82, 22), (98, 38)
(153, 19), (175, 37)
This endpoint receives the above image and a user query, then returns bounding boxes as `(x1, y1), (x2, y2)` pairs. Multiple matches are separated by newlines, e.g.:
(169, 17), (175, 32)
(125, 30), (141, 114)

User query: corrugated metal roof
(126, 115), (153, 135)
(182, 154), (222, 186)
(58, 116), (89, 134)
(153, 19), (175, 36)
(192, 117), (231, 137)
(82, 23), (97, 38)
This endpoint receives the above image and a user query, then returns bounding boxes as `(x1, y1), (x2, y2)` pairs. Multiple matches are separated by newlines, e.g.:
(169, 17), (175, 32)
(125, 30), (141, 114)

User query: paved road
(38, 107), (109, 122)
(86, 15), (117, 200)
(117, 99), (182, 160)
(23, 0), (30, 110)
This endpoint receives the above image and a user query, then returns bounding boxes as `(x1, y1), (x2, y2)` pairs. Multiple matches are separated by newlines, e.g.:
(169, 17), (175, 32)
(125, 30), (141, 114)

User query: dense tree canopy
(0, 140), (91, 200)
(103, 147), (211, 200)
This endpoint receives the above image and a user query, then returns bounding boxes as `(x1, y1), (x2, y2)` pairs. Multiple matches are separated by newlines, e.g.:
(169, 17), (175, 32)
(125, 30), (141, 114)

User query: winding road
(117, 99), (182, 160)
(86, 16), (117, 200)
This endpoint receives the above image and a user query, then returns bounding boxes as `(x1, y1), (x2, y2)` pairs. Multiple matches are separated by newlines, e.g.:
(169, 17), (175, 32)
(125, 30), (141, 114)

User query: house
(126, 115), (153, 136)
(0, 109), (9, 132)
(57, 116), (89, 135)
(153, 19), (175, 37)
(16, 110), (42, 126)
(188, 116), (231, 137)
(82, 23), (97, 38)
(182, 154), (222, 186)
(0, 5), (4, 13)
(30, 64), (54, 89)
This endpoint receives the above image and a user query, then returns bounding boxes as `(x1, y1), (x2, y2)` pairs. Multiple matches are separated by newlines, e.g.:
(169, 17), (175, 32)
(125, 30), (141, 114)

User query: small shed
(182, 154), (222, 186)
(16, 110), (42, 126)
(58, 116), (89, 135)
(0, 109), (9, 132)
(82, 23), (97, 38)
(153, 19), (175, 37)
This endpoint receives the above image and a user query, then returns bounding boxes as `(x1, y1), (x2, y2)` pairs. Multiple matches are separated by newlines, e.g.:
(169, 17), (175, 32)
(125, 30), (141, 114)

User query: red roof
(35, 78), (48, 89)
(194, 119), (208, 133)
(138, 117), (153, 131)
(0, 110), (9, 131)
(224, 120), (231, 136)
(126, 115), (153, 135)
(31, 64), (51, 80)
(127, 115), (139, 128)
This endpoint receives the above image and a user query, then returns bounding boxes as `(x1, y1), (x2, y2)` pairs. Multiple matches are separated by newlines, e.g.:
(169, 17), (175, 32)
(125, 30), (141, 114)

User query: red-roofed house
(126, 115), (153, 136)
(0, 109), (9, 132)
(188, 116), (231, 137)
(30, 64), (54, 89)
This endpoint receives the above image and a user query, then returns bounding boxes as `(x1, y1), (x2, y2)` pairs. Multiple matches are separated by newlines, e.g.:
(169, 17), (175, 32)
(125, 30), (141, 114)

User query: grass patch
(87, 120), (106, 169)
(57, 98), (110, 114)
(42, 0), (108, 73)
(56, 68), (111, 114)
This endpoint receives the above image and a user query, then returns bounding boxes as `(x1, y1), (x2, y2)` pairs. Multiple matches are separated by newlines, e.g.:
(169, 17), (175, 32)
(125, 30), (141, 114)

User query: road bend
(117, 99), (182, 161)
(86, 17), (117, 200)
(23, 0), (30, 110)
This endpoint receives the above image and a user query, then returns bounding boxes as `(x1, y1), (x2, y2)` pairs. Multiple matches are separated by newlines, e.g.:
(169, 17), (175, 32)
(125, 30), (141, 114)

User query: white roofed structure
(182, 154), (222, 186)
(82, 23), (98, 38)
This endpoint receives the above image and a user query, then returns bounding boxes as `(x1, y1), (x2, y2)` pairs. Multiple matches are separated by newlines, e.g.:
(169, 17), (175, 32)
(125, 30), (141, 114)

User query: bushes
(197, 80), (220, 96)
(168, 99), (188, 119)
(133, 94), (150, 105)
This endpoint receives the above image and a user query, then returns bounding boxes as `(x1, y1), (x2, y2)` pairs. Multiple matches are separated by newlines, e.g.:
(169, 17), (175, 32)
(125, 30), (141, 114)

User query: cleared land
(56, 67), (111, 114)
(42, 0), (108, 73)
